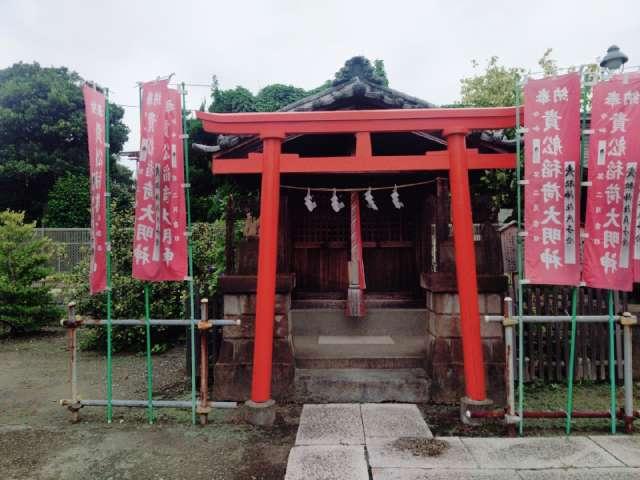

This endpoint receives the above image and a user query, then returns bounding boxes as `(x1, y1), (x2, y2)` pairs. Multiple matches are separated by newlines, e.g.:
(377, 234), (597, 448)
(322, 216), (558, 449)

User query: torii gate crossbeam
(197, 107), (517, 406)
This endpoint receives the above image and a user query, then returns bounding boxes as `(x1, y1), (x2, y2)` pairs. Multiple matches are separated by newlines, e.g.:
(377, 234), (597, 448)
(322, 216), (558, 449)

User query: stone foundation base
(244, 399), (276, 426)
(423, 274), (507, 404)
(214, 275), (295, 402)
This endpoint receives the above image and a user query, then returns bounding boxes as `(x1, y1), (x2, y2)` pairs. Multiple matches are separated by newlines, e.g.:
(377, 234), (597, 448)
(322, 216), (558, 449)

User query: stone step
(293, 335), (424, 369)
(293, 368), (430, 403)
(291, 308), (427, 336)
(292, 298), (425, 309)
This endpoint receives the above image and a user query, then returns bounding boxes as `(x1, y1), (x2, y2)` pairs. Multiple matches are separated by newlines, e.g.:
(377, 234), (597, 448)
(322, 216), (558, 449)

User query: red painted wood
(251, 137), (282, 403)
(208, 106), (519, 404)
(197, 106), (516, 137)
(212, 151), (515, 175)
(446, 131), (486, 401)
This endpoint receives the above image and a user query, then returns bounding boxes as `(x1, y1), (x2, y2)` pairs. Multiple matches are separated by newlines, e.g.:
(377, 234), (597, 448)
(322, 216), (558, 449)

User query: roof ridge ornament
(332, 56), (386, 87)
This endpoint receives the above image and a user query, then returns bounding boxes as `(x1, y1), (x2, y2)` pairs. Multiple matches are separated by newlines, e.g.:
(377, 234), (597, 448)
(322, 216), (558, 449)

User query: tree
(460, 56), (525, 108)
(65, 204), (227, 352)
(43, 173), (90, 227)
(0, 62), (129, 221)
(43, 165), (134, 227)
(373, 59), (389, 87)
(459, 50), (597, 212)
(0, 210), (62, 333)
(255, 84), (307, 112)
(459, 56), (526, 212)
(209, 78), (256, 113)
(194, 56), (389, 221)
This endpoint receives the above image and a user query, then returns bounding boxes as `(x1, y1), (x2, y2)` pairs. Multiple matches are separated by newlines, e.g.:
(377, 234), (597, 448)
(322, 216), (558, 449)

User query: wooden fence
(515, 284), (627, 382)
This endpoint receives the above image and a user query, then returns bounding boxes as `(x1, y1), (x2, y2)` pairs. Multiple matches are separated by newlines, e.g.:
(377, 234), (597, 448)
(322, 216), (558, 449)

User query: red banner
(83, 85), (108, 294)
(583, 73), (640, 291)
(132, 81), (188, 281)
(523, 73), (581, 285)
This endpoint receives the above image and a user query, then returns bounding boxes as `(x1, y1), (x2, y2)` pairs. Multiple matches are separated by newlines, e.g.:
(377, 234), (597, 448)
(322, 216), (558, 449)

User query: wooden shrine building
(198, 58), (517, 412)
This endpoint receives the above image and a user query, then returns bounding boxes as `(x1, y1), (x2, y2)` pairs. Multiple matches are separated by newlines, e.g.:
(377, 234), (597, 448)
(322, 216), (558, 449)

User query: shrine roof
(210, 57), (516, 159)
(215, 75), (439, 157)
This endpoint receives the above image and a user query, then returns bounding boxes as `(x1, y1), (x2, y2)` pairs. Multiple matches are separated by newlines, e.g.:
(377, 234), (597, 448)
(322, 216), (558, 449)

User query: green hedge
(63, 206), (230, 352)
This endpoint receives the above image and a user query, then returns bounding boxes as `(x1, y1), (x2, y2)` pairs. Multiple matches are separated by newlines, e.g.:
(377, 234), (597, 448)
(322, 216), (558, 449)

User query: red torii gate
(198, 107), (517, 405)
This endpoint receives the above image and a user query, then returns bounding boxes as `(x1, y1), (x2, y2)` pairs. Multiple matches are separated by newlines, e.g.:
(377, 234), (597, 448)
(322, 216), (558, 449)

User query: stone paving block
(589, 435), (640, 467)
(461, 436), (624, 470)
(295, 404), (364, 445)
(367, 437), (477, 470)
(284, 445), (369, 480)
(361, 403), (432, 440)
(518, 467), (640, 479)
(372, 468), (517, 480)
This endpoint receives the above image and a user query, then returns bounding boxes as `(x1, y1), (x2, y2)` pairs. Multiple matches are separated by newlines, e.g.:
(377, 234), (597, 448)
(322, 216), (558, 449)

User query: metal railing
(469, 297), (638, 434)
(60, 299), (240, 424)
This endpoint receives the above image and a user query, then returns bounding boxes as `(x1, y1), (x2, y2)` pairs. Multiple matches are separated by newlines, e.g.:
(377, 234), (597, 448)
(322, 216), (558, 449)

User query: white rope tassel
(304, 188), (317, 212)
(391, 185), (404, 209)
(364, 187), (378, 211)
(330, 188), (345, 212)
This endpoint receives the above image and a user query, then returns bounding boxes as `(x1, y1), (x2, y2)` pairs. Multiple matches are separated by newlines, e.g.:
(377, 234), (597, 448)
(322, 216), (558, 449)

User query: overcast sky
(3, 0), (640, 163)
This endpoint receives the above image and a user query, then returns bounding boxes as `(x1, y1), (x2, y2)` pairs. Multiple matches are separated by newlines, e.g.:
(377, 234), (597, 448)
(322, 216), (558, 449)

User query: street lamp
(599, 45), (629, 71)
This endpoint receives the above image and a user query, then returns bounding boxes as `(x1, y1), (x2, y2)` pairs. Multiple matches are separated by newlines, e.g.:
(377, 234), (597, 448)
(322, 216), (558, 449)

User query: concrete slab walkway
(284, 404), (640, 480)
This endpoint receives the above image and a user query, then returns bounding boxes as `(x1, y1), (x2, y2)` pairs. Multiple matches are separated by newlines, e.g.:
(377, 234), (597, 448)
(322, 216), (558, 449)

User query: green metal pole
(181, 82), (197, 425)
(566, 68), (588, 435)
(515, 78), (525, 436)
(105, 88), (114, 424)
(608, 289), (617, 434)
(144, 283), (154, 424)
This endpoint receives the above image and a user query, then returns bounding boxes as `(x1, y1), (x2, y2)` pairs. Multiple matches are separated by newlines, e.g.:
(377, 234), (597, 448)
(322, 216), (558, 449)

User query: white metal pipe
(485, 315), (618, 323)
(503, 298), (516, 424)
(78, 319), (240, 326)
(77, 399), (237, 409)
(624, 325), (634, 421)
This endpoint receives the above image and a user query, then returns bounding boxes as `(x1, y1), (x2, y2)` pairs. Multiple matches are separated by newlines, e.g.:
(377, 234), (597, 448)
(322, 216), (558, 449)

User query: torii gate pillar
(250, 136), (283, 405)
(444, 129), (487, 402)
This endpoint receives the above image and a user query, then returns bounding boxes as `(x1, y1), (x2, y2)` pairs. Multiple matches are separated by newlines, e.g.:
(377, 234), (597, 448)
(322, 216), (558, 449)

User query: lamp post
(600, 45), (629, 71)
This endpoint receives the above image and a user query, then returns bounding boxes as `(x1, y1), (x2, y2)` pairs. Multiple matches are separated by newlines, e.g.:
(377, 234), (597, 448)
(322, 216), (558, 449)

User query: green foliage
(209, 79), (256, 113)
(459, 56), (526, 212)
(373, 60), (389, 87)
(197, 56), (389, 221)
(460, 56), (525, 108)
(43, 173), (91, 227)
(64, 205), (226, 352)
(538, 48), (559, 76)
(43, 166), (134, 227)
(0, 210), (62, 333)
(208, 56), (390, 114)
(255, 84), (307, 112)
(0, 62), (129, 221)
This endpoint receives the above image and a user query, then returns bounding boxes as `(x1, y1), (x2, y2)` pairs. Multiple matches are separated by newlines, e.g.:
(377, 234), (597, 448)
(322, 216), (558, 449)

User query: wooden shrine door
(290, 189), (420, 296)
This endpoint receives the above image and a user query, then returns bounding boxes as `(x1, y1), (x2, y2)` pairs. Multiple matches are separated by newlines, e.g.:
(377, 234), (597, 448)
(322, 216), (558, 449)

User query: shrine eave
(196, 106), (517, 137)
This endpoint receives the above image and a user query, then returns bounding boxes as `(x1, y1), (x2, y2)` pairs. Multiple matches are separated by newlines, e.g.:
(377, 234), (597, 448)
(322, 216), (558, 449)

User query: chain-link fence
(36, 228), (91, 273)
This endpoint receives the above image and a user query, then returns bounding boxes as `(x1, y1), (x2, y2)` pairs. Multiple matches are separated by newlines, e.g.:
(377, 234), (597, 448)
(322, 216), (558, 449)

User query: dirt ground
(2, 328), (637, 479)
(0, 328), (299, 480)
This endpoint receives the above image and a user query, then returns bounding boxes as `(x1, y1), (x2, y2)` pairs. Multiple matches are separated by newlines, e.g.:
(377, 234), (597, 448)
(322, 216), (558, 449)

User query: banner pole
(608, 289), (617, 434)
(515, 77), (525, 436)
(144, 283), (154, 424)
(566, 68), (589, 435)
(181, 82), (197, 425)
(104, 88), (114, 424)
